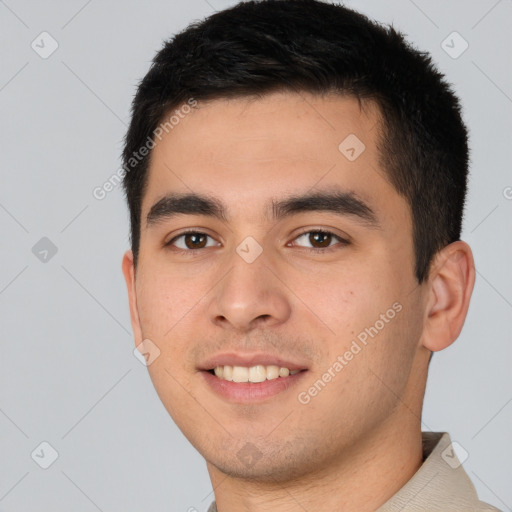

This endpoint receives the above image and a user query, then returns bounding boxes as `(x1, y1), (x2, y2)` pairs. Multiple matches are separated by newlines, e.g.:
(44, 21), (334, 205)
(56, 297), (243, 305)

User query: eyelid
(287, 228), (350, 250)
(164, 229), (221, 250)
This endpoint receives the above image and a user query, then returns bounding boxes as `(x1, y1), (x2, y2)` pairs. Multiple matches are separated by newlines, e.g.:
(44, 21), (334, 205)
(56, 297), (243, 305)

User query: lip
(198, 352), (308, 372)
(200, 368), (308, 403)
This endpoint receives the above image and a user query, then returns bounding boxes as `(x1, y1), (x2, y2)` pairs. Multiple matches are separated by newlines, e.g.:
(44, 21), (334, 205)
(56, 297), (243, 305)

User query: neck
(207, 414), (424, 512)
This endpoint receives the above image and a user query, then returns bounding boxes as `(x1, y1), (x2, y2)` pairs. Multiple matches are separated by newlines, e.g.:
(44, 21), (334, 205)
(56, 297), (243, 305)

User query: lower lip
(200, 370), (307, 403)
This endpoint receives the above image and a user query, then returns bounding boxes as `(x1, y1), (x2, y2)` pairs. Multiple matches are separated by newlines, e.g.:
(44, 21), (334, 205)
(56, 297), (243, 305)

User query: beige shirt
(207, 432), (501, 511)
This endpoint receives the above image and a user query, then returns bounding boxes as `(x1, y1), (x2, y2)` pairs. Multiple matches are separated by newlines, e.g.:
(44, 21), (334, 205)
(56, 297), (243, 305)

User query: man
(121, 1), (500, 510)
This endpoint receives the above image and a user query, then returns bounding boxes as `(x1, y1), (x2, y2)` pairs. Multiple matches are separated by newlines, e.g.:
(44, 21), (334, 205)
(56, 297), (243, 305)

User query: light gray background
(0, 0), (511, 510)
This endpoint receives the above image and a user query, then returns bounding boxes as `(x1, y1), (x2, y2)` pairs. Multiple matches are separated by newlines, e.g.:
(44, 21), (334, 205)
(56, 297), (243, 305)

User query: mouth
(197, 351), (309, 404)
(207, 364), (303, 383)
(199, 355), (309, 403)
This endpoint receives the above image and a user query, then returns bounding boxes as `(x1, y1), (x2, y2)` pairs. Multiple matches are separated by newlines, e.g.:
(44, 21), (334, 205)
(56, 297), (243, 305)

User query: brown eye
(168, 231), (219, 251)
(183, 233), (207, 249)
(309, 231), (332, 248)
(292, 230), (348, 251)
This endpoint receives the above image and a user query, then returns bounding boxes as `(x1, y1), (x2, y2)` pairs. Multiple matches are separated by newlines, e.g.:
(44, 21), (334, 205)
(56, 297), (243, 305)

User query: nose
(207, 246), (292, 333)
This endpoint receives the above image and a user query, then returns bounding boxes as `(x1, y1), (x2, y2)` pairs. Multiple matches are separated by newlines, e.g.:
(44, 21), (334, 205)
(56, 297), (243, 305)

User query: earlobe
(421, 241), (475, 352)
(121, 250), (143, 345)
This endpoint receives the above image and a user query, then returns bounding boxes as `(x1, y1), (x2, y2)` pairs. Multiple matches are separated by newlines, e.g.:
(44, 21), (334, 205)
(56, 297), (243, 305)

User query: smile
(210, 365), (301, 383)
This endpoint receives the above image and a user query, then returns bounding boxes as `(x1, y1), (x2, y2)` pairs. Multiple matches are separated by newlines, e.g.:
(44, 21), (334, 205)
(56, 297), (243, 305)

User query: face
(123, 91), (429, 482)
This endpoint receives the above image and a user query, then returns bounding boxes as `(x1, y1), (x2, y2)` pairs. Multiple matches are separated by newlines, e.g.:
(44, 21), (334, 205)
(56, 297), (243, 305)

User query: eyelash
(165, 228), (350, 255)
(292, 228), (350, 252)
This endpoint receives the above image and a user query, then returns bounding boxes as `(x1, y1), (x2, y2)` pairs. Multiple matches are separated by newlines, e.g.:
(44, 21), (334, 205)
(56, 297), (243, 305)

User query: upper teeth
(213, 365), (299, 383)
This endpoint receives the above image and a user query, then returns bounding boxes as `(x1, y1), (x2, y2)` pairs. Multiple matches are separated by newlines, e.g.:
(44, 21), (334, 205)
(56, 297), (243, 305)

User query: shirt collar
(377, 431), (499, 511)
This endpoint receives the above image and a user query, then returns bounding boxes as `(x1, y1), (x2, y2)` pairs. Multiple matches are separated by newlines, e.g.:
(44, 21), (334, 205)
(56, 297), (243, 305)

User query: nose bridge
(208, 240), (291, 331)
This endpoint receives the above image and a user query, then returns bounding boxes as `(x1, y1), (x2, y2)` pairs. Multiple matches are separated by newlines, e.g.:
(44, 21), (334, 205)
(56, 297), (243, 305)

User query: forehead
(142, 91), (405, 226)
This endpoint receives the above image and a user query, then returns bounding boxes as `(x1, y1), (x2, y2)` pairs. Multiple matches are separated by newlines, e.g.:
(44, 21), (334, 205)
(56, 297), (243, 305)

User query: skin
(122, 91), (475, 511)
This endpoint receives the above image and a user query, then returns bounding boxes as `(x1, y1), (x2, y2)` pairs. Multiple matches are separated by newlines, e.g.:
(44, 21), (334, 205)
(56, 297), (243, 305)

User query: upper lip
(199, 352), (308, 372)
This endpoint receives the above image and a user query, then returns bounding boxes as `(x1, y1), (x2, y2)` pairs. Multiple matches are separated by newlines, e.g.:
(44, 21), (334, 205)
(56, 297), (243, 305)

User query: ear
(421, 241), (475, 352)
(122, 250), (143, 346)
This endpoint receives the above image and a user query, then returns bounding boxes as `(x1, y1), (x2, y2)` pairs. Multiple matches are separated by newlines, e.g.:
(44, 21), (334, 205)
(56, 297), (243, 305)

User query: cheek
(135, 265), (214, 377)
(136, 280), (171, 335)
(350, 292), (424, 401)
(136, 268), (203, 337)
(303, 300), (422, 427)
(296, 262), (419, 392)
(290, 264), (399, 339)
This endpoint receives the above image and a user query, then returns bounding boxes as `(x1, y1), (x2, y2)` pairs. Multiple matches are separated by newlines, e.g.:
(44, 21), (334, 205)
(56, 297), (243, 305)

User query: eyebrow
(146, 190), (380, 229)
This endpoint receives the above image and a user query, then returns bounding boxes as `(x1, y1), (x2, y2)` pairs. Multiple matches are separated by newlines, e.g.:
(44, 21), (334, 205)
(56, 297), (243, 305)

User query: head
(122, 0), (474, 482)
